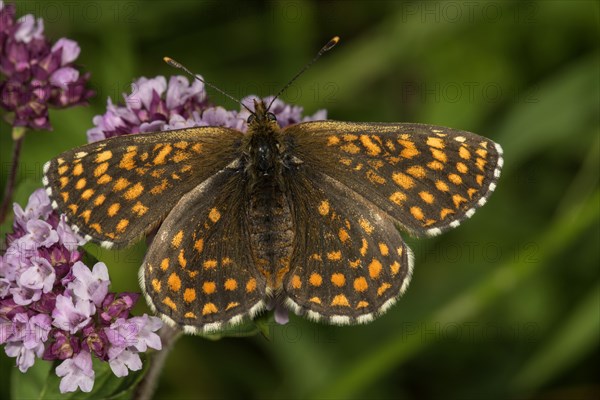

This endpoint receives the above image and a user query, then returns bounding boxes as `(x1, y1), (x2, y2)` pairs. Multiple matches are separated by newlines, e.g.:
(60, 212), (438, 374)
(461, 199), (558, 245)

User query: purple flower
(0, 2), (93, 130)
(18, 256), (55, 293)
(68, 262), (110, 307)
(43, 330), (79, 360)
(51, 294), (94, 334)
(25, 219), (59, 246)
(55, 350), (95, 393)
(5, 340), (44, 372)
(100, 292), (139, 323)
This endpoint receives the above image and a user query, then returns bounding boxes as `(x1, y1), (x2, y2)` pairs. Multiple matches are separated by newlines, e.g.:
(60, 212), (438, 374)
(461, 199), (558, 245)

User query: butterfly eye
(247, 114), (256, 124)
(266, 112), (277, 122)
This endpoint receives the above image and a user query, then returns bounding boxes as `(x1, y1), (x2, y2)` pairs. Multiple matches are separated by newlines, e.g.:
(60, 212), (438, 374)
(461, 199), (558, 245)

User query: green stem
(133, 324), (182, 400)
(0, 128), (26, 225)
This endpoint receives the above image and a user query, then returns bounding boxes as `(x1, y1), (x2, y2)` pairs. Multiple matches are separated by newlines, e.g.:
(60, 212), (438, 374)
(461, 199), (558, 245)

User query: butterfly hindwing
(282, 166), (413, 324)
(283, 121), (503, 237)
(140, 164), (267, 334)
(42, 127), (243, 248)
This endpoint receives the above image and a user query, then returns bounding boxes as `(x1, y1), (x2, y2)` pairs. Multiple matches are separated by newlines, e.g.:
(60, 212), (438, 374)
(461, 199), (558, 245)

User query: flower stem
(0, 128), (26, 225)
(133, 324), (182, 400)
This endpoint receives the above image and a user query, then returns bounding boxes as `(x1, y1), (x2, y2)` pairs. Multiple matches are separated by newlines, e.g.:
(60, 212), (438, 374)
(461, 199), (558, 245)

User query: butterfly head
(247, 99), (278, 127)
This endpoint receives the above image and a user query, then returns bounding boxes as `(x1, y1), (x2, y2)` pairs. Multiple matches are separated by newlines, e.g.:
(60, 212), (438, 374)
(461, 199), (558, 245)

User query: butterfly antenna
(163, 56), (254, 114)
(267, 36), (340, 111)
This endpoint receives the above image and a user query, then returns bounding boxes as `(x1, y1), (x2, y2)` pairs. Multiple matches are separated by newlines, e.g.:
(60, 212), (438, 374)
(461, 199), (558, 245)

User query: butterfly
(42, 38), (503, 334)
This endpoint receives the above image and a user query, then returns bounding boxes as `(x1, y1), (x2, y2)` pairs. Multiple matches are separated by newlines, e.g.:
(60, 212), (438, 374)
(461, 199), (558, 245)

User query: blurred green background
(1, 1), (599, 399)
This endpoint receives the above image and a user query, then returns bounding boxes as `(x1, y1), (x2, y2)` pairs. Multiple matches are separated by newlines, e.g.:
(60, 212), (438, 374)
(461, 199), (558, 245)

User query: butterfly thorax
(243, 101), (294, 292)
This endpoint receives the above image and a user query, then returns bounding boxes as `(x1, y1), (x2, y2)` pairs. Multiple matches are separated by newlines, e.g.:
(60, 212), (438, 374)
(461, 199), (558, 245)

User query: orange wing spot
(163, 297), (177, 311)
(480, 141), (489, 149)
(58, 165), (69, 175)
(183, 288), (196, 303)
(331, 273), (346, 287)
(191, 143), (202, 153)
(317, 200), (330, 216)
(360, 135), (382, 156)
(331, 294), (350, 307)
(378, 243), (389, 256)
(327, 135), (340, 146)
(410, 206), (425, 221)
(476, 148), (488, 158)
(341, 143), (361, 154)
(427, 160), (444, 171)
(124, 182), (144, 200)
(226, 302), (240, 310)
(178, 249), (187, 268)
(180, 165), (192, 173)
(406, 165), (426, 179)
(150, 179), (169, 195)
(459, 146), (471, 160)
(202, 281), (216, 294)
(194, 238), (204, 254)
(359, 218), (374, 234)
(132, 201), (148, 216)
(387, 156), (401, 165)
(173, 141), (189, 149)
(171, 230), (183, 248)
(61, 192), (69, 202)
(150, 169), (166, 178)
(390, 261), (401, 275)
(440, 208), (454, 220)
(168, 273), (181, 292)
(153, 144), (173, 165)
(356, 301), (369, 309)
(397, 246), (403, 256)
(456, 162), (468, 174)
(59, 176), (69, 188)
(116, 219), (129, 233)
(453, 194), (468, 208)
(188, 270), (198, 278)
(366, 170), (386, 184)
(431, 148), (447, 163)
(369, 259), (383, 279)
(327, 250), (342, 261)
(389, 191), (406, 205)
(93, 195), (106, 206)
(80, 209), (91, 223)
(349, 258), (361, 268)
(68, 204), (78, 214)
(377, 282), (392, 296)
(310, 253), (322, 262)
(353, 277), (368, 292)
(184, 312), (197, 318)
(119, 151), (136, 171)
(309, 273), (322, 287)
(151, 279), (161, 292)
(81, 189), (94, 200)
(424, 219), (436, 226)
(95, 150), (113, 163)
(73, 164), (84, 176)
(75, 178), (86, 190)
(448, 174), (463, 185)
(107, 203), (120, 217)
(105, 233), (115, 239)
(246, 278), (257, 293)
(353, 163), (363, 171)
(342, 133), (358, 141)
(172, 151), (190, 163)
(97, 174), (112, 185)
(90, 223), (102, 234)
(309, 297), (322, 304)
(202, 303), (218, 315)
(224, 278), (238, 291)
(427, 137), (445, 149)
(161, 258), (169, 271)
(419, 191), (435, 204)
(290, 275), (302, 289)
(476, 174), (485, 186)
(367, 159), (384, 170)
(113, 177), (130, 191)
(385, 139), (396, 152)
(398, 139), (419, 158)
(208, 207), (221, 223)
(435, 180), (449, 192)
(467, 188), (478, 199)
(338, 228), (350, 243)
(392, 172), (415, 189)
(360, 238), (368, 257)
(476, 157), (486, 171)
(338, 157), (352, 166)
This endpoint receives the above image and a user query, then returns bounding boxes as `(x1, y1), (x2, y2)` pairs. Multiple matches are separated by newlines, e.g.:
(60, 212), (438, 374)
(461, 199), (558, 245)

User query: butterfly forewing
(283, 166), (413, 324)
(42, 127), (243, 248)
(140, 165), (267, 334)
(283, 121), (503, 237)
